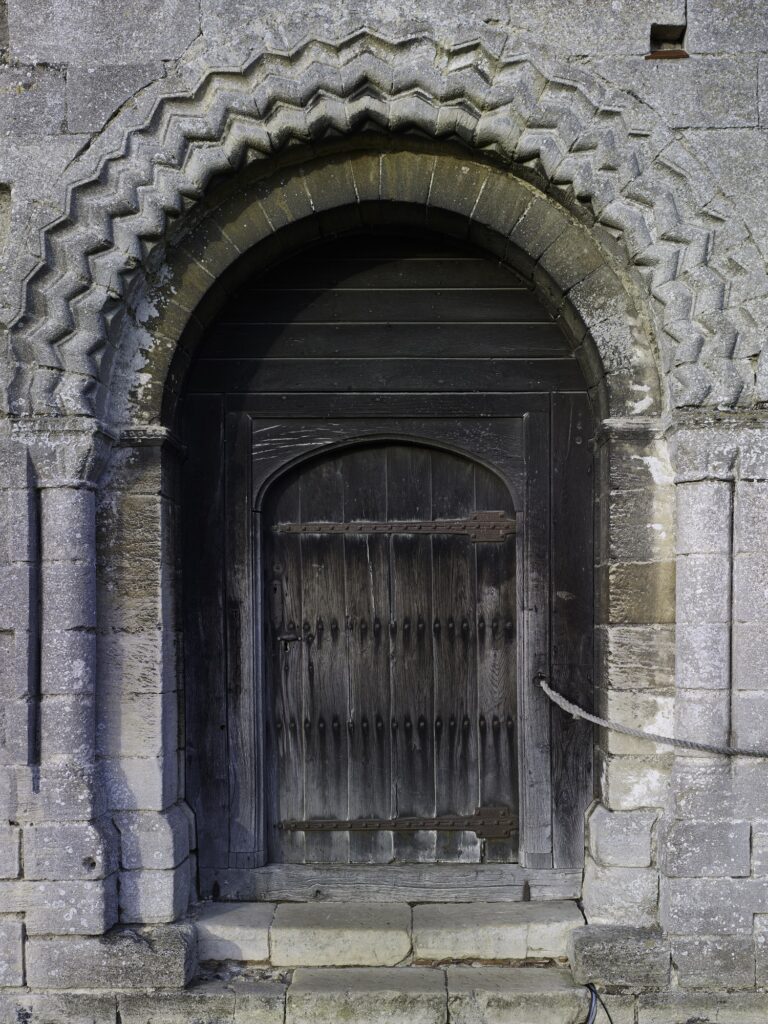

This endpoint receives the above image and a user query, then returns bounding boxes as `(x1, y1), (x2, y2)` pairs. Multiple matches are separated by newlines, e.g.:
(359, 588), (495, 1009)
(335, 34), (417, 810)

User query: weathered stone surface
(594, 689), (674, 757)
(0, 990), (118, 1022)
(0, 66), (65, 138)
(676, 554), (731, 624)
(8, 0), (200, 62)
(676, 623), (730, 689)
(119, 978), (286, 1024)
(196, 901), (274, 962)
(0, 916), (24, 987)
(103, 753), (179, 812)
(660, 819), (751, 878)
(66, 63), (164, 134)
(287, 967), (446, 1024)
(593, 56), (759, 129)
(732, 690), (768, 751)
(447, 965), (587, 1024)
(672, 934), (756, 990)
(687, 0), (768, 54)
(599, 561), (676, 625)
(23, 820), (118, 880)
(582, 859), (659, 927)
(0, 827), (19, 879)
(674, 687), (730, 749)
(676, 480), (730, 558)
(595, 624), (675, 692)
(119, 860), (191, 924)
(587, 805), (657, 868)
(733, 622), (768, 690)
(114, 805), (190, 870)
(0, 876), (118, 935)
(661, 877), (768, 935)
(639, 992), (768, 1022)
(598, 752), (672, 811)
(25, 923), (197, 989)
(272, 903), (411, 967)
(735, 552), (768, 620)
(568, 926), (670, 987)
(412, 901), (583, 962)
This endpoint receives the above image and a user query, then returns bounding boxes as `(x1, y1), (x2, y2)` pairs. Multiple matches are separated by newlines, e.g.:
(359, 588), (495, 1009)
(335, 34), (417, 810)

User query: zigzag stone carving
(8, 30), (768, 418)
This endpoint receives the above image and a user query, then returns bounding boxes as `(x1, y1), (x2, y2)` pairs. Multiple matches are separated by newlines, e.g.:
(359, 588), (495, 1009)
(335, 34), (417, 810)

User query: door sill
(200, 863), (582, 902)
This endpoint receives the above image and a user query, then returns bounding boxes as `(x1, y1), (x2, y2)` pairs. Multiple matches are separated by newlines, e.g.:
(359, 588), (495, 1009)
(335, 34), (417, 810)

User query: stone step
(289, 967), (589, 1024)
(110, 965), (590, 1024)
(195, 899), (584, 967)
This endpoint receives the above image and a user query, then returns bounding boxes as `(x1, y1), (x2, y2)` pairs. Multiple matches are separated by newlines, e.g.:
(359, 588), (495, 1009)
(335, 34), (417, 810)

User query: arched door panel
(263, 443), (518, 866)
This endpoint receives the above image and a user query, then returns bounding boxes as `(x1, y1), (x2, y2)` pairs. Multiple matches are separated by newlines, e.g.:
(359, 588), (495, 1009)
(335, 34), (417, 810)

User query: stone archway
(3, 27), (746, 986)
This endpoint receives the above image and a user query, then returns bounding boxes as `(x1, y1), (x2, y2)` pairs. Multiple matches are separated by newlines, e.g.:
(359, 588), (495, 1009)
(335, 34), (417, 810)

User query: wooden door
(263, 442), (518, 865)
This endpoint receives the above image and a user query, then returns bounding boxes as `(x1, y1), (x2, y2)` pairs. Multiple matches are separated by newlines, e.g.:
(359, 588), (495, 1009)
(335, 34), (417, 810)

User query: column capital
(10, 418), (117, 489)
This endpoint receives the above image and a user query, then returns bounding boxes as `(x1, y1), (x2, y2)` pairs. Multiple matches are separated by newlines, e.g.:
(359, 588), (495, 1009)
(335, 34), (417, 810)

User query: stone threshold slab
(195, 899), (585, 967)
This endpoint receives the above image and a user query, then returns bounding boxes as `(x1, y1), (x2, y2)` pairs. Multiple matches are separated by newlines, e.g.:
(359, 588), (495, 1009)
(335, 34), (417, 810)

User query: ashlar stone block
(447, 965), (586, 1024)
(0, 916), (24, 987)
(568, 925), (670, 988)
(23, 819), (118, 880)
(676, 480), (732, 555)
(8, 0), (200, 63)
(661, 877), (768, 935)
(119, 860), (191, 925)
(0, 827), (19, 879)
(412, 901), (583, 962)
(25, 922), (197, 989)
(271, 903), (411, 967)
(582, 858), (658, 926)
(287, 967), (446, 1024)
(66, 63), (164, 134)
(672, 934), (755, 990)
(660, 819), (751, 878)
(587, 805), (657, 868)
(114, 804), (190, 870)
(196, 901), (274, 962)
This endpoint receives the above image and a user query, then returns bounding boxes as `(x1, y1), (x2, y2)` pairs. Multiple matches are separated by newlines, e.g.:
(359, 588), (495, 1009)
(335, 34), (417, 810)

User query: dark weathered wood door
(263, 442), (518, 865)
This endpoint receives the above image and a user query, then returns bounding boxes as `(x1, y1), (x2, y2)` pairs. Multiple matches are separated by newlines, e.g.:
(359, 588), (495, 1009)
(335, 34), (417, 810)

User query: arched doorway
(181, 231), (594, 899)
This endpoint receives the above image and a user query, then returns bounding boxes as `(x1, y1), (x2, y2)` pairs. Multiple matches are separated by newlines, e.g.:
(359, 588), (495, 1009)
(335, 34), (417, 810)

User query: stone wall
(0, 0), (767, 1015)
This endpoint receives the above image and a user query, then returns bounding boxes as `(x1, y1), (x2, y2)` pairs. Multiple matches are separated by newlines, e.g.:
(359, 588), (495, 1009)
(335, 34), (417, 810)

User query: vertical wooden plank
(300, 454), (350, 863)
(431, 450), (479, 863)
(225, 411), (264, 866)
(182, 395), (230, 880)
(388, 445), (436, 862)
(263, 472), (306, 863)
(551, 393), (594, 868)
(518, 408), (553, 868)
(343, 446), (393, 864)
(475, 465), (519, 863)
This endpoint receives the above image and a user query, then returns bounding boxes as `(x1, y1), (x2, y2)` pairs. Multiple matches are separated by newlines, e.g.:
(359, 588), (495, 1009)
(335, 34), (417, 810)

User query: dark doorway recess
(181, 231), (594, 901)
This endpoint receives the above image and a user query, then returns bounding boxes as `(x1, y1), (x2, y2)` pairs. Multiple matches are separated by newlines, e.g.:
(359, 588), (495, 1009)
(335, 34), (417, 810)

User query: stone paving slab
(447, 966), (589, 1024)
(196, 901), (275, 963)
(287, 967), (447, 1024)
(271, 902), (412, 967)
(412, 900), (584, 961)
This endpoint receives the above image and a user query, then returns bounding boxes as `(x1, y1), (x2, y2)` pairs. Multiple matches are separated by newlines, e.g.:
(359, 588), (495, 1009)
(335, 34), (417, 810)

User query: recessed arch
(106, 143), (664, 430)
(7, 30), (764, 421)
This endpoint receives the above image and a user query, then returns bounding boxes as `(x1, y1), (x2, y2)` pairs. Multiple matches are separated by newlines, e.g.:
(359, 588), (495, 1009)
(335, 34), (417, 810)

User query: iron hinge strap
(274, 510), (516, 543)
(277, 806), (516, 840)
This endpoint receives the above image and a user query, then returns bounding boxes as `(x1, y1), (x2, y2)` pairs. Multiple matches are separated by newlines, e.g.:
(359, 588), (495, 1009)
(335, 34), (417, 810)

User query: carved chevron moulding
(8, 30), (768, 418)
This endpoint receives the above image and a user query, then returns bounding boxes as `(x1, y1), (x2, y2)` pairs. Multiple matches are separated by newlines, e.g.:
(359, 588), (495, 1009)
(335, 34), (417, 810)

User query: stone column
(97, 428), (192, 925)
(659, 424), (760, 991)
(0, 422), (120, 972)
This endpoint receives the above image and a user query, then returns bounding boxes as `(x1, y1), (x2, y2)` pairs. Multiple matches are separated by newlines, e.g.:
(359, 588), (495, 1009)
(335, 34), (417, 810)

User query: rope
(538, 676), (768, 759)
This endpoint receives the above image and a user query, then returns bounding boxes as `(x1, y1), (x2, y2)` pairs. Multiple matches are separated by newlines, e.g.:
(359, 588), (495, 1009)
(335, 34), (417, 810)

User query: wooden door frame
(210, 390), (590, 893)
